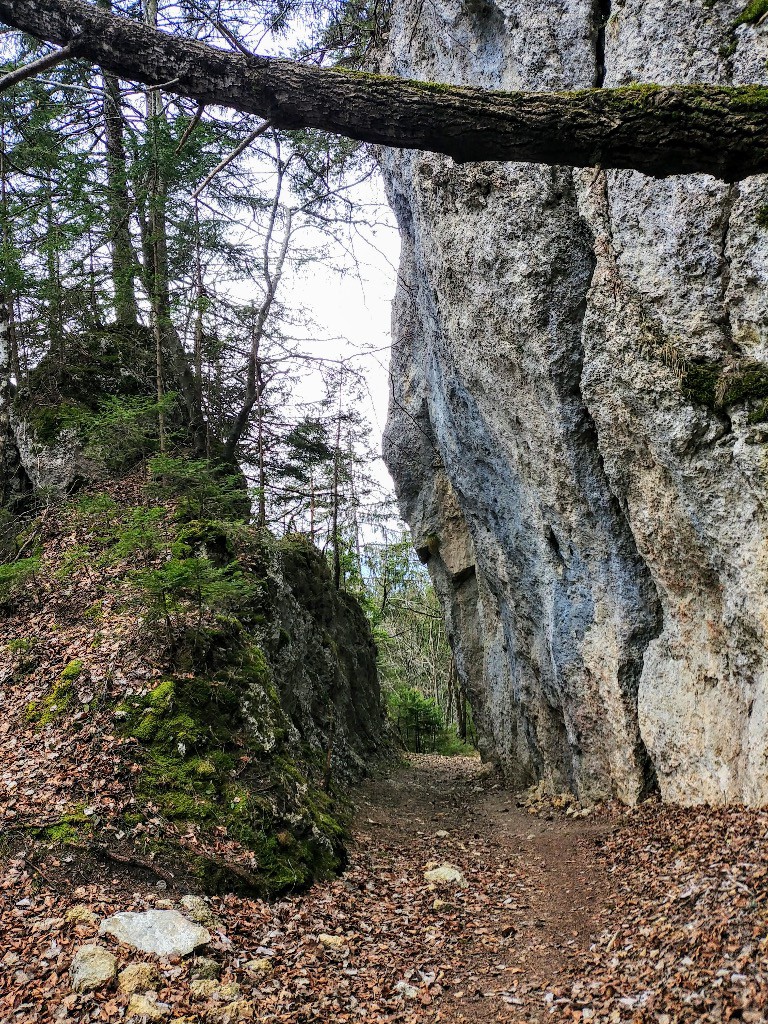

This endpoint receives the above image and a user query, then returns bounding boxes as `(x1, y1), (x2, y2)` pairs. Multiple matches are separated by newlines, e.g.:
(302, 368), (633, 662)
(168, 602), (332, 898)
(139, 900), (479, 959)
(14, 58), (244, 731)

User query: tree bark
(2, 0), (768, 181)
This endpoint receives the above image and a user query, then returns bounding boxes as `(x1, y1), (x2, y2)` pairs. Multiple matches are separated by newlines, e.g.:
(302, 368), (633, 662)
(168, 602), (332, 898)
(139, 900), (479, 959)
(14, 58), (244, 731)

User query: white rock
(423, 863), (467, 887)
(99, 909), (210, 956)
(69, 945), (117, 993)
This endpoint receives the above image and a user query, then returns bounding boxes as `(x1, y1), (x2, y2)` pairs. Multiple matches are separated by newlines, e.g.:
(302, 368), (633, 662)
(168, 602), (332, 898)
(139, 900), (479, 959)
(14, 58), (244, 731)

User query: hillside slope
(1, 466), (383, 897)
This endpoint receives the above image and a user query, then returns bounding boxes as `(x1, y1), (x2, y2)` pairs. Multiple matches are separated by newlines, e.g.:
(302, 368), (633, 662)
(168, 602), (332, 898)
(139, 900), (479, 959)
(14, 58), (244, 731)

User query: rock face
(382, 0), (768, 805)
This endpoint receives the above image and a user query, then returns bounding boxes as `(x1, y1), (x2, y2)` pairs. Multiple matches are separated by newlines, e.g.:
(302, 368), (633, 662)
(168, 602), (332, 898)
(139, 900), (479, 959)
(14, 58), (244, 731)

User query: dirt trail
(352, 753), (612, 1022)
(5, 751), (768, 1021)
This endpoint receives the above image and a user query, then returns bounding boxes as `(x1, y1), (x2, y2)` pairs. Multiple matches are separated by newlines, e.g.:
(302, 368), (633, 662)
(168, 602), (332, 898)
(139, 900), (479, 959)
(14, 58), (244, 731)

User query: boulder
(100, 909), (210, 956)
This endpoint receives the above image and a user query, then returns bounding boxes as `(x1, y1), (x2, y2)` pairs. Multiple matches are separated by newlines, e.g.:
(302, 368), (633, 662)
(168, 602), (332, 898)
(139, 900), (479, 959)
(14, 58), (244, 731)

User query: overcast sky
(285, 174), (402, 493)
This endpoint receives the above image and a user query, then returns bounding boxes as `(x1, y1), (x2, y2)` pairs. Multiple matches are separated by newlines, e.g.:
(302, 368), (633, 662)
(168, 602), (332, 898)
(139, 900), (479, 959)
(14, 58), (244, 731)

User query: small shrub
(131, 556), (260, 644)
(106, 506), (167, 561)
(146, 456), (249, 521)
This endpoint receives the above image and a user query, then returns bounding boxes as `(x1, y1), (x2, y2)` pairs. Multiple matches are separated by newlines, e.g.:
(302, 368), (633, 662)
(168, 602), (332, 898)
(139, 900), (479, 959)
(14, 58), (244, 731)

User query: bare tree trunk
(224, 157), (292, 460)
(332, 370), (342, 591)
(143, 0), (165, 452)
(102, 68), (139, 327)
(4, 0), (768, 181)
(98, 0), (140, 329)
(0, 118), (21, 388)
(256, 388), (266, 529)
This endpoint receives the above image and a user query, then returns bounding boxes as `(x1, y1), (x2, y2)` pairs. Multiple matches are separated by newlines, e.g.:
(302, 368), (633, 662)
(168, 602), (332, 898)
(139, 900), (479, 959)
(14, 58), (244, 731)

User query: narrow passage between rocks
(338, 754), (610, 1023)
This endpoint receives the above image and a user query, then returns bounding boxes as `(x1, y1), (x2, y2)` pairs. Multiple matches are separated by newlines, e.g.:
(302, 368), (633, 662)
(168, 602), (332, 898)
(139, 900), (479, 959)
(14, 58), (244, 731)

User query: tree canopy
(1, 0), (768, 180)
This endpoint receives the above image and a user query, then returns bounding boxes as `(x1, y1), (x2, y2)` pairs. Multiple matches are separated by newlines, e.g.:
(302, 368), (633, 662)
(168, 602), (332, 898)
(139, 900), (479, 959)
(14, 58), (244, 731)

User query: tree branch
(0, 38), (82, 94)
(191, 119), (271, 198)
(1, 0), (768, 179)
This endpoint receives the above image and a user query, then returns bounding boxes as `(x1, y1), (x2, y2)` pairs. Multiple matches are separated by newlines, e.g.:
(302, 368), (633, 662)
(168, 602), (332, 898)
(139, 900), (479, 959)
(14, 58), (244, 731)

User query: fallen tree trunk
(1, 0), (768, 180)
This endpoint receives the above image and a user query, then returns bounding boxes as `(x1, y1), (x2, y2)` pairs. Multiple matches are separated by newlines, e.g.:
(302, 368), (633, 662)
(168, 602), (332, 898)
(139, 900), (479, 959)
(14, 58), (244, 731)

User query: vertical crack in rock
(594, 0), (611, 87)
(718, 182), (740, 358)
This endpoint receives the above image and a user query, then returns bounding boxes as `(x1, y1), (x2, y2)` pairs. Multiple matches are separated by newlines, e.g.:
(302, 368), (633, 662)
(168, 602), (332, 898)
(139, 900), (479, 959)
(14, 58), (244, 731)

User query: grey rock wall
(382, 0), (768, 805)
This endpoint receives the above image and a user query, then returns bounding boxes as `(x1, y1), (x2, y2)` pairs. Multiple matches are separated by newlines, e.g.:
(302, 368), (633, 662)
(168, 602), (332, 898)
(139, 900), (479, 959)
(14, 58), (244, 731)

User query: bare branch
(0, 39), (82, 94)
(174, 101), (204, 154)
(191, 120), (272, 198)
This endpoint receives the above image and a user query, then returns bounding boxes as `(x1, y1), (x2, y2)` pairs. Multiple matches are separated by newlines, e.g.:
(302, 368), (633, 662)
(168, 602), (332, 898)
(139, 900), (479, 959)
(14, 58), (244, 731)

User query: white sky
(285, 175), (402, 492)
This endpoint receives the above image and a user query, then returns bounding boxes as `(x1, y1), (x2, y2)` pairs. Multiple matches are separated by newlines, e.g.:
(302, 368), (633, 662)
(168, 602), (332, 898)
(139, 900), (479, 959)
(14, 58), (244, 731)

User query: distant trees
(0, 1), (381, 506)
(356, 530), (476, 753)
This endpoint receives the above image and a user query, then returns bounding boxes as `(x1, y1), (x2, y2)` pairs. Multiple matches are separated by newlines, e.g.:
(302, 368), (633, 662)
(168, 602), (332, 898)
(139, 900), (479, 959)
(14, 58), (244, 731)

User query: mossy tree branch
(1, 0), (768, 180)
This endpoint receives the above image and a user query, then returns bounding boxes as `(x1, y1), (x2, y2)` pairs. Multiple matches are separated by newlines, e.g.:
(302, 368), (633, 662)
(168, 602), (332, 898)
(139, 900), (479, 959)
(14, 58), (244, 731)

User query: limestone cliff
(382, 0), (768, 805)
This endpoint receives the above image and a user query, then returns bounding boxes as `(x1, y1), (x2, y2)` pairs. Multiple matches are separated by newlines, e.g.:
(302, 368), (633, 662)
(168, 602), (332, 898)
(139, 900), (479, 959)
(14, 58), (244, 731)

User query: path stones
(424, 863), (467, 887)
(191, 956), (221, 981)
(64, 905), (98, 928)
(206, 999), (255, 1021)
(126, 992), (171, 1020)
(190, 979), (240, 1001)
(118, 962), (161, 994)
(99, 909), (210, 956)
(69, 945), (117, 993)
(244, 957), (272, 977)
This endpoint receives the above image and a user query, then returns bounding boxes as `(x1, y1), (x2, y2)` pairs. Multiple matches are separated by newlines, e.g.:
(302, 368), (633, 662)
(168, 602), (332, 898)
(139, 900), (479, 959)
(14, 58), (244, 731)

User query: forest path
(5, 751), (768, 1021)
(349, 753), (611, 1022)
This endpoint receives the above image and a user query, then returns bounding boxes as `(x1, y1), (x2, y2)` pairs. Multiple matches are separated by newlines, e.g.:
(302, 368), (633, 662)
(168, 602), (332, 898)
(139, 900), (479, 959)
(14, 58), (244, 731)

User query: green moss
(26, 667), (78, 727)
(734, 0), (768, 26)
(61, 659), (84, 681)
(0, 555), (41, 605)
(757, 205), (768, 229)
(722, 364), (768, 405)
(38, 810), (93, 844)
(681, 360), (768, 413)
(681, 361), (723, 406)
(114, 665), (350, 897)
